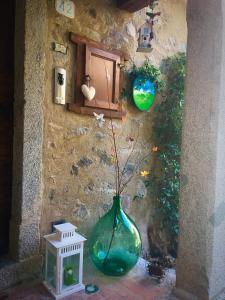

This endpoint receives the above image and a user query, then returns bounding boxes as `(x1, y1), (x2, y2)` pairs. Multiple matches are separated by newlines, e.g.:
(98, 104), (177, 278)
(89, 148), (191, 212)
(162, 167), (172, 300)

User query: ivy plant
(122, 55), (185, 256)
(151, 52), (186, 256)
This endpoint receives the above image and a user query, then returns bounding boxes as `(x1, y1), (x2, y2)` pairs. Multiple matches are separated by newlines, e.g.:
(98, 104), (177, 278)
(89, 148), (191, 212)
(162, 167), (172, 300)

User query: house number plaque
(55, 0), (75, 19)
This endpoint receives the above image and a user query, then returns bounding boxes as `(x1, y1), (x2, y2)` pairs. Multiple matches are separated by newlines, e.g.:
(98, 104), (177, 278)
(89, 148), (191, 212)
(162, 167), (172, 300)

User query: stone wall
(40, 0), (187, 256)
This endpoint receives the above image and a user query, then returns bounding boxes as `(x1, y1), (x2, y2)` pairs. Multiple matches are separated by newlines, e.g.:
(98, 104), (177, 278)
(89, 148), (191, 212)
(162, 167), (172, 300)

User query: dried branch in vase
(92, 63), (152, 197)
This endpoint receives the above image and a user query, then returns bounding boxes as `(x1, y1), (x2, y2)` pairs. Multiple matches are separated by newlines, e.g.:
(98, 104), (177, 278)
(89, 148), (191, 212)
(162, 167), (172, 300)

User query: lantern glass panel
(62, 254), (80, 289)
(46, 249), (56, 288)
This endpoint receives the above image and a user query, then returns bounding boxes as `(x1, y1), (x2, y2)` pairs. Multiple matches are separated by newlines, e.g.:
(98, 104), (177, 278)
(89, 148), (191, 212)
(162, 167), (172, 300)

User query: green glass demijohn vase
(89, 195), (142, 276)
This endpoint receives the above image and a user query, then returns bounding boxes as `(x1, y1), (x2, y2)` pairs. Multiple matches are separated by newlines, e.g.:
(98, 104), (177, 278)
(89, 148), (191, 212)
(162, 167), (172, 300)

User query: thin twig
(119, 153), (151, 194)
(101, 62), (151, 268)
(118, 127), (140, 192)
(104, 62), (121, 195)
(103, 203), (119, 266)
(102, 63), (122, 267)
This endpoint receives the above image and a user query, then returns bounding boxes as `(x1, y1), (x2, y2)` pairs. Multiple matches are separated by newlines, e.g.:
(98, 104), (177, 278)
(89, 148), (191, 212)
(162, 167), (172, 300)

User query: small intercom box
(54, 67), (66, 105)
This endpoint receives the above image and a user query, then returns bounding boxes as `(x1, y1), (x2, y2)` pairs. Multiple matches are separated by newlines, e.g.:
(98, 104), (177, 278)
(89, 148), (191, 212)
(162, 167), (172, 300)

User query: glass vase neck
(113, 195), (122, 208)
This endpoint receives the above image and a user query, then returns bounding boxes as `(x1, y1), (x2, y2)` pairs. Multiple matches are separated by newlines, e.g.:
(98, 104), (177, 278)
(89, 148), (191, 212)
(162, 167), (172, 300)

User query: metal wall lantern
(43, 223), (86, 299)
(137, 21), (153, 52)
(137, 0), (161, 53)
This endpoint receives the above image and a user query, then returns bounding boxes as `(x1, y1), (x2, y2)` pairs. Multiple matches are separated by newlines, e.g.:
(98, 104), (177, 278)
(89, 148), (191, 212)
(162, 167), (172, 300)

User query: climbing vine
(122, 55), (185, 256)
(151, 53), (186, 255)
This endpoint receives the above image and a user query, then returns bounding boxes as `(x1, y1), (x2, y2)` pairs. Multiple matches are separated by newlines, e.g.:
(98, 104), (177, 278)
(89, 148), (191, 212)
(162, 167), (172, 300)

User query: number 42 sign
(55, 0), (75, 19)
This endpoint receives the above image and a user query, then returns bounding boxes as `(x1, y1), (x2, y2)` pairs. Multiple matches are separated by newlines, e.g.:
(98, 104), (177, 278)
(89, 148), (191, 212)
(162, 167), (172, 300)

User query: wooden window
(68, 33), (126, 119)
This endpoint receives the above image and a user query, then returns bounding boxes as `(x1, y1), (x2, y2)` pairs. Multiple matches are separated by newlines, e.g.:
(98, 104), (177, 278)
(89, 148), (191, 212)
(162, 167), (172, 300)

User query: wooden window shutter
(84, 46), (120, 111)
(68, 33), (126, 119)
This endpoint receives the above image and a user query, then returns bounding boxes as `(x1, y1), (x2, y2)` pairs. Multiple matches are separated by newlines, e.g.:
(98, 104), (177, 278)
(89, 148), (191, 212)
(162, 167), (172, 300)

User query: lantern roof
(44, 231), (86, 248)
(139, 21), (151, 29)
(54, 222), (77, 233)
(44, 222), (86, 248)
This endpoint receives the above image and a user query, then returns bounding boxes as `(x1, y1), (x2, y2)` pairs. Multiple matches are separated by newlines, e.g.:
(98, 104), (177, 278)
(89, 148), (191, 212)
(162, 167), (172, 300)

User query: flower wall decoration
(93, 112), (105, 128)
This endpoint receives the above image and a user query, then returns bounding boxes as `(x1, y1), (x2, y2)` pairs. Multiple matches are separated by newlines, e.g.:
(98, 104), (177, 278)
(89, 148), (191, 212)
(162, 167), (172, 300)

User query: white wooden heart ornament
(81, 84), (96, 101)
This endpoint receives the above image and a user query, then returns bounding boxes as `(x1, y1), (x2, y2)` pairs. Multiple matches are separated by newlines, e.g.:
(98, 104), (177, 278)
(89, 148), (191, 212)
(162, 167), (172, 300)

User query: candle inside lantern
(64, 264), (76, 286)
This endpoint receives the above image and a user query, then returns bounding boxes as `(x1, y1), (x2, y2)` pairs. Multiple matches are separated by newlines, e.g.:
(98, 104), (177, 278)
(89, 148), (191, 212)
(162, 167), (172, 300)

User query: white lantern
(43, 223), (86, 299)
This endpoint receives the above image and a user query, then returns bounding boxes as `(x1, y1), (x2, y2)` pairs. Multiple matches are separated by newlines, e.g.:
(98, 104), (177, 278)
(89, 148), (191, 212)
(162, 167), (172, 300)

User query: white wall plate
(55, 0), (75, 19)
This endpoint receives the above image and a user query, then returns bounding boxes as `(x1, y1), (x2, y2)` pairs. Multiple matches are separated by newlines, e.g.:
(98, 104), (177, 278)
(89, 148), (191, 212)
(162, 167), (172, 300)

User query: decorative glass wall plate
(133, 77), (156, 111)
